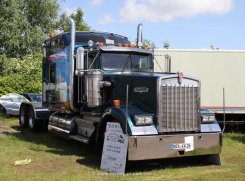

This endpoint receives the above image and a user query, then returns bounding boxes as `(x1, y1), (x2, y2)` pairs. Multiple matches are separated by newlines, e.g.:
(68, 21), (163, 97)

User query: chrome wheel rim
(29, 114), (34, 128)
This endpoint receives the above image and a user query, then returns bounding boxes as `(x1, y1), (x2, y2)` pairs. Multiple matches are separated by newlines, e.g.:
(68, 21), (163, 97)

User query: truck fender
(99, 106), (129, 134)
(19, 102), (33, 116)
(96, 106), (130, 151)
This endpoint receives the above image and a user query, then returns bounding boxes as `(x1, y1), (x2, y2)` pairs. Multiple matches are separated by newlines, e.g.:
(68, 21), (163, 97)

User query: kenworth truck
(19, 18), (222, 164)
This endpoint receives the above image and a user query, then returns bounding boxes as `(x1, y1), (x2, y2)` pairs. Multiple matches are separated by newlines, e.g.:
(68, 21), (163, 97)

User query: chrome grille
(158, 84), (200, 133)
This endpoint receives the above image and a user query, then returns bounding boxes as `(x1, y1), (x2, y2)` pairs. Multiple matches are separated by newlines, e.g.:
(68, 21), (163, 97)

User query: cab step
(69, 135), (89, 144)
(48, 125), (90, 144)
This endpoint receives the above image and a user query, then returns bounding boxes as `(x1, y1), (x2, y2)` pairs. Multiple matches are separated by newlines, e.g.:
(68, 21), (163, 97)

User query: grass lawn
(0, 115), (244, 181)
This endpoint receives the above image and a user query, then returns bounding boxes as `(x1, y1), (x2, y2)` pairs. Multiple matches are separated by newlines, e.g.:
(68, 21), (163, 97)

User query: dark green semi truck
(19, 18), (222, 163)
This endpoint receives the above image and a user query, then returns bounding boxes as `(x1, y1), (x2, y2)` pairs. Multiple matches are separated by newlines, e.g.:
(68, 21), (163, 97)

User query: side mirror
(75, 47), (85, 76)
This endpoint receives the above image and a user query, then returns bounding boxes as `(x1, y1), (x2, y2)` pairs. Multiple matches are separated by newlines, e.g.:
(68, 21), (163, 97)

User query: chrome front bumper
(127, 132), (222, 161)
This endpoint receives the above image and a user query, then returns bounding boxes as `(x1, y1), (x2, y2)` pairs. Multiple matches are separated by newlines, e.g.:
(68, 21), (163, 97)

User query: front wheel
(96, 122), (109, 154)
(205, 154), (221, 165)
(198, 154), (221, 166)
(96, 120), (119, 154)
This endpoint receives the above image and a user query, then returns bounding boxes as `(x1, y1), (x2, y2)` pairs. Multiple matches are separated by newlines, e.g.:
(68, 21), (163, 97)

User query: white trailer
(154, 49), (245, 129)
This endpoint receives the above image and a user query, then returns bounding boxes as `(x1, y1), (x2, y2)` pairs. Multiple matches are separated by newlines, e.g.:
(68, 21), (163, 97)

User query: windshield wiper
(122, 54), (132, 73)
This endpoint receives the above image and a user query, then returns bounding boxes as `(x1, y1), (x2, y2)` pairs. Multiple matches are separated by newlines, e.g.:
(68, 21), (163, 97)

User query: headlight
(134, 115), (153, 125)
(202, 115), (215, 123)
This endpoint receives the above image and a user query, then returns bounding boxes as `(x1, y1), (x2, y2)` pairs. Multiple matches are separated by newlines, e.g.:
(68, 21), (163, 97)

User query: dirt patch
(0, 121), (19, 136)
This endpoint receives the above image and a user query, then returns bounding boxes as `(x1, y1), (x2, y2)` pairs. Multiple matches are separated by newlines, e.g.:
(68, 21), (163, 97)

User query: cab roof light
(130, 44), (136, 48)
(113, 99), (120, 107)
(96, 42), (105, 46)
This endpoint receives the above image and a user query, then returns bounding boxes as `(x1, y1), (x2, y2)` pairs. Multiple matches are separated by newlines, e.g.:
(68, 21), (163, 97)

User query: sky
(59, 0), (245, 50)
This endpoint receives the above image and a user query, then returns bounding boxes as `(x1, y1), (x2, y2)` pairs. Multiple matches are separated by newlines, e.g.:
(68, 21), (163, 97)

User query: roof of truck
(99, 46), (153, 54)
(45, 31), (130, 45)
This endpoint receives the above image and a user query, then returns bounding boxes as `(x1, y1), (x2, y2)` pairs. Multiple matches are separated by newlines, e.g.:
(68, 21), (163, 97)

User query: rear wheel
(28, 108), (43, 132)
(19, 107), (28, 128)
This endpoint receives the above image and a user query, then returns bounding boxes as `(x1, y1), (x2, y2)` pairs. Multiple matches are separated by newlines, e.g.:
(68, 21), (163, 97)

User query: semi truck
(19, 18), (222, 164)
(154, 49), (245, 131)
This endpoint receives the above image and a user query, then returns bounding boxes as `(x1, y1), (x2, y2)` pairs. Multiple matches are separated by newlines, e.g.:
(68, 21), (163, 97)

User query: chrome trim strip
(48, 125), (70, 134)
(68, 17), (76, 111)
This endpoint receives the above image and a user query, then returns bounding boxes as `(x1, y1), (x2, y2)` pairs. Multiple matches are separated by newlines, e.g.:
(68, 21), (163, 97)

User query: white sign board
(100, 122), (128, 174)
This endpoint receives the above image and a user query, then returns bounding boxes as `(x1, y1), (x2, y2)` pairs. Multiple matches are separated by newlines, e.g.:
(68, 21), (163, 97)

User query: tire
(207, 154), (221, 165)
(96, 120), (118, 154)
(19, 107), (28, 128)
(1, 107), (10, 117)
(28, 108), (43, 132)
(42, 119), (49, 132)
(96, 122), (107, 154)
(2, 108), (6, 115)
(201, 154), (221, 166)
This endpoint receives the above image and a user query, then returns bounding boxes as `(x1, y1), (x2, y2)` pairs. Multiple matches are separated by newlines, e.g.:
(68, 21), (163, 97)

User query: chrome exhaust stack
(136, 23), (143, 48)
(68, 17), (76, 111)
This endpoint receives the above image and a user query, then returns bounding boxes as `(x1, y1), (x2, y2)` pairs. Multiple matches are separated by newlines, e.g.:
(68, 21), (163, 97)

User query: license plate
(170, 143), (191, 150)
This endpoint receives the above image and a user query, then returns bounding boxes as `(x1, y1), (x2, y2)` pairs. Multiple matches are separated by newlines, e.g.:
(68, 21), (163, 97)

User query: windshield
(100, 52), (153, 71)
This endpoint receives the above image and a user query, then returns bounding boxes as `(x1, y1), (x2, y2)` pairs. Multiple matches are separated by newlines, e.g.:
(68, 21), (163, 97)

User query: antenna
(222, 87), (226, 133)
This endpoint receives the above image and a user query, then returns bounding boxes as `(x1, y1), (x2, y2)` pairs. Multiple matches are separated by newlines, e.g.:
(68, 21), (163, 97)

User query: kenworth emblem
(178, 72), (184, 84)
(133, 87), (149, 93)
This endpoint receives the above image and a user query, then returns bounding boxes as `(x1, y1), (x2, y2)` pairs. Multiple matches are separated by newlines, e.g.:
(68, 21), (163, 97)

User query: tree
(143, 39), (157, 49)
(0, 52), (42, 96)
(163, 40), (170, 49)
(57, 8), (90, 32)
(0, 1), (92, 95)
(210, 44), (219, 50)
(0, 0), (59, 57)
(133, 38), (156, 49)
